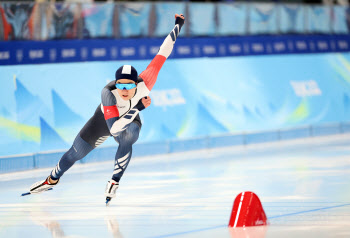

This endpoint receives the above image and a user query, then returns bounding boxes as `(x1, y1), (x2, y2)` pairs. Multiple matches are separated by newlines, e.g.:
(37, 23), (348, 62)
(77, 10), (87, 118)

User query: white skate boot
(29, 176), (59, 194)
(105, 180), (119, 206)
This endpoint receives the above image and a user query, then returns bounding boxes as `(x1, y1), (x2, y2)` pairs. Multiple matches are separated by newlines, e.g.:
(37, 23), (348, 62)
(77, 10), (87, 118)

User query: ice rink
(1, 134), (350, 238)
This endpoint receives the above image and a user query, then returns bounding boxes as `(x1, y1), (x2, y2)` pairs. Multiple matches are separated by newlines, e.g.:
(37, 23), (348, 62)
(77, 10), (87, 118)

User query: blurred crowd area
(2, 0), (349, 4)
(0, 0), (349, 41)
(2, 1), (349, 4)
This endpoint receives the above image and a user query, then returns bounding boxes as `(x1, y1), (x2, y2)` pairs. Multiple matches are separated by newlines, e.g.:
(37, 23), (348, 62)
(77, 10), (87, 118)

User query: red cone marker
(228, 191), (268, 227)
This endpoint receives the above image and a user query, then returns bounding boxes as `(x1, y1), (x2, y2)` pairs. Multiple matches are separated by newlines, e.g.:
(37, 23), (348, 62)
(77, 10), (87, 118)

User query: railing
(0, 2), (349, 41)
(1, 121), (350, 173)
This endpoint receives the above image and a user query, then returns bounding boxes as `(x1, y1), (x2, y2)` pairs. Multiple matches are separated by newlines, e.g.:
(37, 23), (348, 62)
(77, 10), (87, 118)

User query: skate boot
(29, 176), (59, 194)
(105, 180), (119, 206)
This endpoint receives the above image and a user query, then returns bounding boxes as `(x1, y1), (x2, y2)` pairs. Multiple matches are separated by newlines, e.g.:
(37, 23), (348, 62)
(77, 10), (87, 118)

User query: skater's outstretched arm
(139, 14), (185, 91)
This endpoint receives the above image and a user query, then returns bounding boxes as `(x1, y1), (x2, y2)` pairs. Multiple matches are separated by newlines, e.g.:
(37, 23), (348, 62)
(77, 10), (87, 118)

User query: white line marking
(234, 192), (245, 228)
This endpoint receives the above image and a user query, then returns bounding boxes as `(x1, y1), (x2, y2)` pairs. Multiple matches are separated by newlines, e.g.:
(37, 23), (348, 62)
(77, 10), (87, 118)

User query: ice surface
(1, 134), (350, 237)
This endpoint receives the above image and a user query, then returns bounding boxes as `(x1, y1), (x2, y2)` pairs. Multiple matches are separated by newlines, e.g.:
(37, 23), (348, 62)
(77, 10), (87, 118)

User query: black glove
(135, 98), (146, 111)
(175, 14), (185, 31)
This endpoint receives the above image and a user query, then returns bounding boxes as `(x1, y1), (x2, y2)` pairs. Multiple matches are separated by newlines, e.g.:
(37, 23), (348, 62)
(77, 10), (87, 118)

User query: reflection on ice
(30, 209), (66, 238)
(105, 217), (123, 238)
(229, 226), (268, 238)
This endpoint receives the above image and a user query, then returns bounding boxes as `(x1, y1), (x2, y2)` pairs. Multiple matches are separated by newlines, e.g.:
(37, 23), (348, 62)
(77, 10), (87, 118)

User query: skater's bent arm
(139, 14), (185, 91)
(101, 87), (139, 136)
(102, 87), (150, 136)
(109, 98), (150, 137)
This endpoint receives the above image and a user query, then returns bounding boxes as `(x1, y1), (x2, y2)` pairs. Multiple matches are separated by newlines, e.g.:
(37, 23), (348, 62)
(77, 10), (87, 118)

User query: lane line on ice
(150, 202), (350, 238)
(149, 225), (226, 238)
(268, 202), (350, 219)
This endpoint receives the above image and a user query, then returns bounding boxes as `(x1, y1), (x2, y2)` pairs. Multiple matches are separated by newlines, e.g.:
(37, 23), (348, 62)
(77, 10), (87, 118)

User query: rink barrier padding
(1, 121), (350, 173)
(340, 123), (350, 133)
(35, 151), (65, 168)
(168, 137), (209, 153)
(133, 142), (169, 157)
(244, 131), (279, 144)
(0, 154), (34, 173)
(311, 124), (342, 137)
(278, 126), (310, 140)
(208, 134), (245, 148)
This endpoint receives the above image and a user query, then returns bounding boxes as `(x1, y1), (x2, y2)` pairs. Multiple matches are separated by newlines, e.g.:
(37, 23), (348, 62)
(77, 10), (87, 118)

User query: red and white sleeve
(139, 24), (181, 91)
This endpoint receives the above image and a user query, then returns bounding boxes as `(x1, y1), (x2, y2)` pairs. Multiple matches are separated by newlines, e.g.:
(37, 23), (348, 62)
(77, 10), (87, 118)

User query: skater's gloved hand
(142, 96), (152, 109)
(175, 14), (185, 31)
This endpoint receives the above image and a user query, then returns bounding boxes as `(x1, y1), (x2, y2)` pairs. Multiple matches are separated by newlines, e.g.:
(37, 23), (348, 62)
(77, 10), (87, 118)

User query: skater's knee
(126, 131), (139, 144)
(120, 124), (140, 145)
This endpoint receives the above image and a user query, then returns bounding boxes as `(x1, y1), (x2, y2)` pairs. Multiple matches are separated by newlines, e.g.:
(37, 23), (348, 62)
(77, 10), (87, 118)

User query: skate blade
(21, 188), (53, 196)
(106, 197), (112, 206)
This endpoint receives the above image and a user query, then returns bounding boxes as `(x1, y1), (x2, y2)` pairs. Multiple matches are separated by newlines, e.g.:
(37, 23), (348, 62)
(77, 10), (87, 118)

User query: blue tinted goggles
(116, 83), (136, 90)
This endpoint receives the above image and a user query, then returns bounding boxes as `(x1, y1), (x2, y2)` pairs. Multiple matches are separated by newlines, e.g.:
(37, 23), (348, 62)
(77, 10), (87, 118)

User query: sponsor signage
(1, 35), (350, 65)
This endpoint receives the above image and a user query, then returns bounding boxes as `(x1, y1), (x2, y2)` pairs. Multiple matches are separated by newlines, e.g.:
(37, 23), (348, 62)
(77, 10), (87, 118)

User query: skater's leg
(28, 106), (111, 194)
(105, 122), (140, 203)
(50, 134), (94, 179)
(50, 106), (111, 180)
(29, 134), (94, 194)
(30, 106), (111, 193)
(112, 122), (140, 182)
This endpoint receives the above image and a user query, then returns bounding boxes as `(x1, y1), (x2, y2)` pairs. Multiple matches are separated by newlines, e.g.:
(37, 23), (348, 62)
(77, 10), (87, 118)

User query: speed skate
(21, 176), (59, 196)
(105, 180), (119, 206)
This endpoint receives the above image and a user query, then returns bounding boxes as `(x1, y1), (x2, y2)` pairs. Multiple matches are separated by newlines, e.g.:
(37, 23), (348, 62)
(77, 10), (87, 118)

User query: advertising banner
(1, 35), (350, 66)
(1, 53), (350, 156)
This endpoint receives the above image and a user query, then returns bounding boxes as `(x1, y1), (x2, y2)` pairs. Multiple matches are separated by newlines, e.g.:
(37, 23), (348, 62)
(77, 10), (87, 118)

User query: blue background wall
(1, 52), (350, 156)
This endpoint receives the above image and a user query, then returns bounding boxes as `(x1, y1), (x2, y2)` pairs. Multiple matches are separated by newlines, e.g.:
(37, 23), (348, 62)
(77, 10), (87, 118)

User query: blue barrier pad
(133, 141), (169, 157)
(279, 127), (311, 140)
(341, 122), (350, 133)
(2, 121), (350, 173)
(169, 137), (208, 153)
(0, 155), (33, 173)
(245, 131), (279, 144)
(311, 124), (341, 136)
(35, 151), (65, 168)
(208, 134), (245, 148)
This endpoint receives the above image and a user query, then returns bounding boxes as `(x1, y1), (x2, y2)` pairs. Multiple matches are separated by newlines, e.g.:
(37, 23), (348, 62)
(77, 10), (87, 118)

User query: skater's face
(116, 79), (137, 100)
